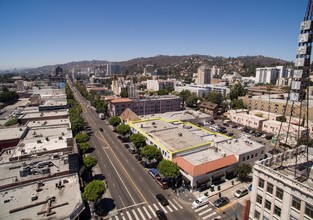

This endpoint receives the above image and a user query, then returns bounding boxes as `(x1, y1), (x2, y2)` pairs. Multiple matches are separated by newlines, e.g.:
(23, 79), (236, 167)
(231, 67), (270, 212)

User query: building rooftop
(0, 127), (28, 141)
(26, 118), (71, 128)
(256, 145), (313, 190)
(40, 100), (68, 107)
(215, 137), (265, 155)
(131, 119), (229, 153)
(110, 98), (133, 103)
(18, 110), (69, 120)
(0, 173), (84, 220)
(0, 154), (70, 188)
(235, 113), (268, 121)
(140, 110), (211, 122)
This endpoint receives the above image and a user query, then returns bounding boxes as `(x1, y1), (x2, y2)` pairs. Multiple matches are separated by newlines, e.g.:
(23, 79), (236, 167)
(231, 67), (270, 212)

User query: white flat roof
(0, 174), (84, 220)
(216, 137), (265, 155)
(140, 110), (211, 121)
(132, 119), (229, 153)
(0, 127), (27, 141)
(26, 118), (71, 128)
(41, 100), (68, 107)
(19, 110), (69, 120)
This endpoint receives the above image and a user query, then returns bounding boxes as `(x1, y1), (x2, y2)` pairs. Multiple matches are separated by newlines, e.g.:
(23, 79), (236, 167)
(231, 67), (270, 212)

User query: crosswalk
(194, 205), (221, 220)
(106, 198), (183, 220)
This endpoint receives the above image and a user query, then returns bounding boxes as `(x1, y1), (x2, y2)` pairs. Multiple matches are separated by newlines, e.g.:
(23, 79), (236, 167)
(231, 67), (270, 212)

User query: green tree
(0, 91), (19, 103)
(230, 99), (244, 109)
(83, 155), (98, 170)
(130, 133), (146, 148)
(157, 160), (180, 178)
(186, 95), (199, 108)
(79, 142), (90, 154)
(234, 163), (252, 182)
(179, 89), (192, 109)
(140, 145), (162, 160)
(71, 116), (85, 135)
(109, 116), (121, 127)
(116, 124), (131, 136)
(120, 90), (128, 98)
(229, 83), (246, 100)
(75, 133), (90, 143)
(157, 89), (169, 96)
(205, 91), (223, 107)
(82, 180), (106, 202)
(4, 118), (18, 126)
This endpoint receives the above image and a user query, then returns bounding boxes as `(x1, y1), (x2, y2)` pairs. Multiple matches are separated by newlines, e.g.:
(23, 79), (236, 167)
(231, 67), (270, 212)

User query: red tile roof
(173, 154), (237, 177)
(111, 98), (133, 103)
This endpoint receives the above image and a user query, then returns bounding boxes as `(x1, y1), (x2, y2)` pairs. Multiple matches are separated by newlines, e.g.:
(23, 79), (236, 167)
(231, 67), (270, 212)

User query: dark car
(222, 123), (229, 127)
(265, 135), (273, 140)
(134, 154), (142, 161)
(124, 144), (130, 149)
(214, 197), (229, 208)
(99, 128), (104, 132)
(220, 130), (227, 134)
(255, 132), (263, 137)
(227, 132), (234, 136)
(156, 194), (169, 206)
(156, 210), (167, 220)
(231, 125), (238, 128)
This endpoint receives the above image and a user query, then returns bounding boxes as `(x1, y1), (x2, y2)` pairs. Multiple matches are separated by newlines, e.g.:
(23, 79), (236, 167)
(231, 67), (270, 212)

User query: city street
(68, 80), (197, 219)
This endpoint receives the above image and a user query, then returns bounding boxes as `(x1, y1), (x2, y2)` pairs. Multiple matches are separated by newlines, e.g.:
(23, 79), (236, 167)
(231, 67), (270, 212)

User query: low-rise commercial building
(229, 112), (267, 130)
(175, 84), (230, 98)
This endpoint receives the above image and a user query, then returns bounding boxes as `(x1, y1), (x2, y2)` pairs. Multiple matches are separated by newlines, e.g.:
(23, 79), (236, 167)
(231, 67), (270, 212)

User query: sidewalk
(176, 178), (246, 205)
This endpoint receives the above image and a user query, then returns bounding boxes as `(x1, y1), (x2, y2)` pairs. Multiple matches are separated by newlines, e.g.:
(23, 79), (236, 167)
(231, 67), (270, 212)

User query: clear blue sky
(0, 0), (309, 70)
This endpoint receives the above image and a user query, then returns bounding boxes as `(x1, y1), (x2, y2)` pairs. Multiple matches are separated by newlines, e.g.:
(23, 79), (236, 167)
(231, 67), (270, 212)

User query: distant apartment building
(108, 95), (181, 116)
(106, 63), (121, 76)
(196, 65), (211, 84)
(249, 146), (313, 220)
(255, 66), (293, 85)
(146, 79), (174, 91)
(175, 84), (230, 97)
(240, 94), (313, 120)
(229, 112), (267, 130)
(211, 65), (222, 78)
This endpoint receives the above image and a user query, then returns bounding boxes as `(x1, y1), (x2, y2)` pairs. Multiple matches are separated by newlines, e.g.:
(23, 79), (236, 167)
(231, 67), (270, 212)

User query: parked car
(99, 128), (104, 132)
(220, 130), (227, 134)
(232, 125), (238, 128)
(124, 144), (130, 149)
(234, 187), (249, 198)
(134, 154), (142, 161)
(214, 197), (229, 208)
(265, 135), (273, 140)
(156, 194), (169, 206)
(222, 123), (229, 127)
(255, 132), (263, 137)
(261, 134), (266, 138)
(156, 210), (167, 220)
(227, 132), (234, 136)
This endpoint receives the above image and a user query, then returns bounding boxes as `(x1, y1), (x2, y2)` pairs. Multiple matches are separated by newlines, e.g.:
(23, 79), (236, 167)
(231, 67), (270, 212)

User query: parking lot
(201, 119), (280, 156)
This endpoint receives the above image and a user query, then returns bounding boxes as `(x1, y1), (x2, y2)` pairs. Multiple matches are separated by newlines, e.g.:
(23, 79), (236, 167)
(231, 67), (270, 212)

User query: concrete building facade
(196, 65), (211, 84)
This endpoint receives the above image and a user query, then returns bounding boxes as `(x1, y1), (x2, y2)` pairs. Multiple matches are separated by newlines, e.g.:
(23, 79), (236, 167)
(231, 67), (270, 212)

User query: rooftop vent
(46, 137), (49, 141)
(178, 132), (182, 136)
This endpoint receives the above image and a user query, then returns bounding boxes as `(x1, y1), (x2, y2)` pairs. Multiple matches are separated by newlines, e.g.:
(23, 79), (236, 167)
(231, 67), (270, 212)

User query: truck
(148, 168), (169, 189)
(98, 113), (105, 120)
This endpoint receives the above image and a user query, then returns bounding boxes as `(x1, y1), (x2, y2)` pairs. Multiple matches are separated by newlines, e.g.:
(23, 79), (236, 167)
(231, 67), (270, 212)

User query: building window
(247, 156), (250, 160)
(267, 183), (273, 194)
(274, 205), (281, 217)
(243, 157), (245, 161)
(258, 178), (264, 188)
(251, 154), (254, 159)
(256, 195), (262, 204)
(265, 200), (271, 210)
(254, 210), (260, 219)
(305, 203), (313, 218)
(290, 215), (297, 220)
(263, 217), (269, 220)
(276, 187), (284, 200)
(292, 197), (301, 210)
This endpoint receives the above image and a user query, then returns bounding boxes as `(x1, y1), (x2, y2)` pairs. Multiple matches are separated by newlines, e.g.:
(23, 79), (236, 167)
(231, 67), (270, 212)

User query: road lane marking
(148, 205), (156, 217)
(172, 199), (183, 209)
(113, 183), (116, 188)
(152, 204), (158, 210)
(126, 211), (132, 220)
(131, 209), (139, 220)
(166, 205), (173, 212)
(139, 177), (143, 182)
(168, 200), (178, 210)
(198, 208), (212, 216)
(195, 205), (208, 212)
(158, 204), (168, 213)
(203, 212), (218, 220)
(142, 206), (151, 219)
(119, 195), (126, 207)
(95, 132), (148, 203)
(137, 207), (146, 219)
(110, 202), (146, 215)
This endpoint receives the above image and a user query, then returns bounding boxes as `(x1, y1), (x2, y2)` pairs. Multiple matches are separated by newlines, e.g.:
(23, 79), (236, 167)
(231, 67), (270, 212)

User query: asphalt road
(68, 79), (196, 220)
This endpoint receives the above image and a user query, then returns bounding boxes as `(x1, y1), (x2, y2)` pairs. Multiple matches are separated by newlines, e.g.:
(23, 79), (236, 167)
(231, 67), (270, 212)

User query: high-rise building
(196, 65), (211, 84)
(106, 63), (121, 76)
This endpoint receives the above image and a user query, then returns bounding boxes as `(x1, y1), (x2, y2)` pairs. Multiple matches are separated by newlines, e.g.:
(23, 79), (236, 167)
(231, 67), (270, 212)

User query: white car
(261, 134), (266, 138)
(192, 196), (209, 208)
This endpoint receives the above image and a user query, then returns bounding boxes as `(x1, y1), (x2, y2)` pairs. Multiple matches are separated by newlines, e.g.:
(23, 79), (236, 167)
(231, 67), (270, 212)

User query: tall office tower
(196, 65), (211, 84)
(106, 63), (121, 76)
